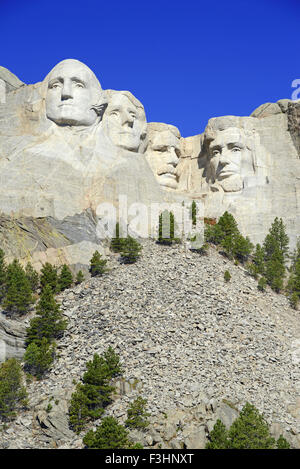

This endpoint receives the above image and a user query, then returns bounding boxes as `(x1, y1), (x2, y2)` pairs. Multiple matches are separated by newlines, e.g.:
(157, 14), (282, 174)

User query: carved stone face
(102, 93), (146, 152)
(146, 130), (180, 189)
(45, 59), (102, 126)
(208, 127), (251, 192)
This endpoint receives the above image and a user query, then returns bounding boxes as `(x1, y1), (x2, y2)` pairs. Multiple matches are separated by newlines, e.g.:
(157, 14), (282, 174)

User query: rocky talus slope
(1, 240), (300, 449)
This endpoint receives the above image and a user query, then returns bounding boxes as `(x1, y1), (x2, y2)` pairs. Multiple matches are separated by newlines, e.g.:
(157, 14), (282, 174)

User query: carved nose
(121, 112), (134, 127)
(166, 147), (179, 165)
(61, 82), (73, 100)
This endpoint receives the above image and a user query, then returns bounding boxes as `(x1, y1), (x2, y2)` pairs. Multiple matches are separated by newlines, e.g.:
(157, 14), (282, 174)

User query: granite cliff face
(0, 59), (299, 269)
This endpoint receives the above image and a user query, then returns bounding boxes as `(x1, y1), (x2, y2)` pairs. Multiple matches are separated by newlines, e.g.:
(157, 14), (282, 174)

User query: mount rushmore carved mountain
(0, 60), (300, 449)
(0, 59), (299, 272)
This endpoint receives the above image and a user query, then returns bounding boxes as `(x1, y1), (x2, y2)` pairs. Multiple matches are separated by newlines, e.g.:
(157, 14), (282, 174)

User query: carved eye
(50, 83), (61, 89)
(75, 82), (84, 88)
(212, 149), (220, 156)
(129, 113), (136, 119)
(231, 147), (242, 152)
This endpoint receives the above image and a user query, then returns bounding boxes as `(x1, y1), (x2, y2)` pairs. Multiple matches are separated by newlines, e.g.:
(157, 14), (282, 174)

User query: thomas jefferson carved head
(101, 90), (147, 152)
(145, 123), (181, 190)
(45, 59), (103, 127)
(203, 117), (270, 193)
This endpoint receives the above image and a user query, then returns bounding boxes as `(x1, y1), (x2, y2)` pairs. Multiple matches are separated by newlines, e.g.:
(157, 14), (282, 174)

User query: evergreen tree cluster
(69, 347), (122, 434)
(0, 358), (28, 422)
(205, 211), (253, 263)
(24, 285), (67, 379)
(157, 210), (181, 245)
(206, 402), (290, 449)
(110, 224), (143, 264)
(247, 217), (291, 295)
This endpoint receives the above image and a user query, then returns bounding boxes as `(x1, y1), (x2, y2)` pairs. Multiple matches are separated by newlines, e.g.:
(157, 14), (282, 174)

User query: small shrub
(24, 338), (56, 379)
(125, 395), (150, 430)
(224, 270), (231, 282)
(58, 264), (73, 291)
(75, 270), (85, 285)
(89, 251), (108, 277)
(0, 358), (28, 422)
(83, 416), (132, 449)
(120, 236), (142, 264)
(258, 277), (267, 292)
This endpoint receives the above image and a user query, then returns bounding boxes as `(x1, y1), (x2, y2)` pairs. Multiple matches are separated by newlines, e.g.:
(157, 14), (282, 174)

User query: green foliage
(24, 338), (56, 379)
(287, 239), (300, 306)
(257, 277), (267, 292)
(69, 347), (122, 434)
(58, 264), (73, 291)
(25, 262), (39, 292)
(276, 434), (290, 449)
(157, 211), (180, 245)
(263, 218), (289, 292)
(40, 262), (59, 293)
(0, 358), (28, 421)
(206, 403), (282, 449)
(224, 270), (231, 282)
(110, 223), (126, 253)
(206, 419), (228, 449)
(191, 201), (197, 227)
(3, 259), (33, 315)
(289, 291), (299, 309)
(120, 236), (142, 264)
(227, 403), (276, 449)
(75, 270), (85, 285)
(125, 395), (150, 430)
(205, 212), (253, 263)
(83, 416), (132, 449)
(0, 248), (6, 300)
(25, 284), (67, 347)
(89, 251), (108, 277)
(252, 244), (266, 277)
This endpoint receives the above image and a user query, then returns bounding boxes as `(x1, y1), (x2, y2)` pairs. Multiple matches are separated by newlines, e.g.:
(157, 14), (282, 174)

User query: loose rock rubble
(1, 240), (300, 449)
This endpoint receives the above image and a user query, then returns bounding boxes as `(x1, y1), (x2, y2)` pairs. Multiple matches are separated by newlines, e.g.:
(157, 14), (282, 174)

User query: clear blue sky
(0, 0), (299, 137)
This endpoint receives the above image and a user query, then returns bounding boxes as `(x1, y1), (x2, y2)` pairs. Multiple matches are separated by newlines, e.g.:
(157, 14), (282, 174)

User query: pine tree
(25, 262), (39, 292)
(40, 262), (59, 293)
(227, 402), (276, 449)
(0, 248), (7, 301)
(58, 264), (73, 291)
(0, 358), (28, 421)
(125, 396), (150, 430)
(287, 239), (300, 305)
(75, 270), (85, 285)
(26, 284), (67, 347)
(206, 419), (228, 449)
(276, 434), (290, 449)
(157, 211), (179, 245)
(249, 244), (266, 278)
(110, 222), (125, 253)
(3, 259), (33, 315)
(258, 276), (267, 292)
(191, 201), (197, 227)
(120, 236), (142, 264)
(68, 383), (93, 434)
(263, 218), (289, 292)
(68, 348), (122, 433)
(83, 416), (132, 449)
(24, 338), (55, 379)
(89, 251), (108, 277)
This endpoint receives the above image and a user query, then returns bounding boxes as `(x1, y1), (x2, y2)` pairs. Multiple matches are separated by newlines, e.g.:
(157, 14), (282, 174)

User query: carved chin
(158, 173), (178, 189)
(219, 174), (243, 192)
